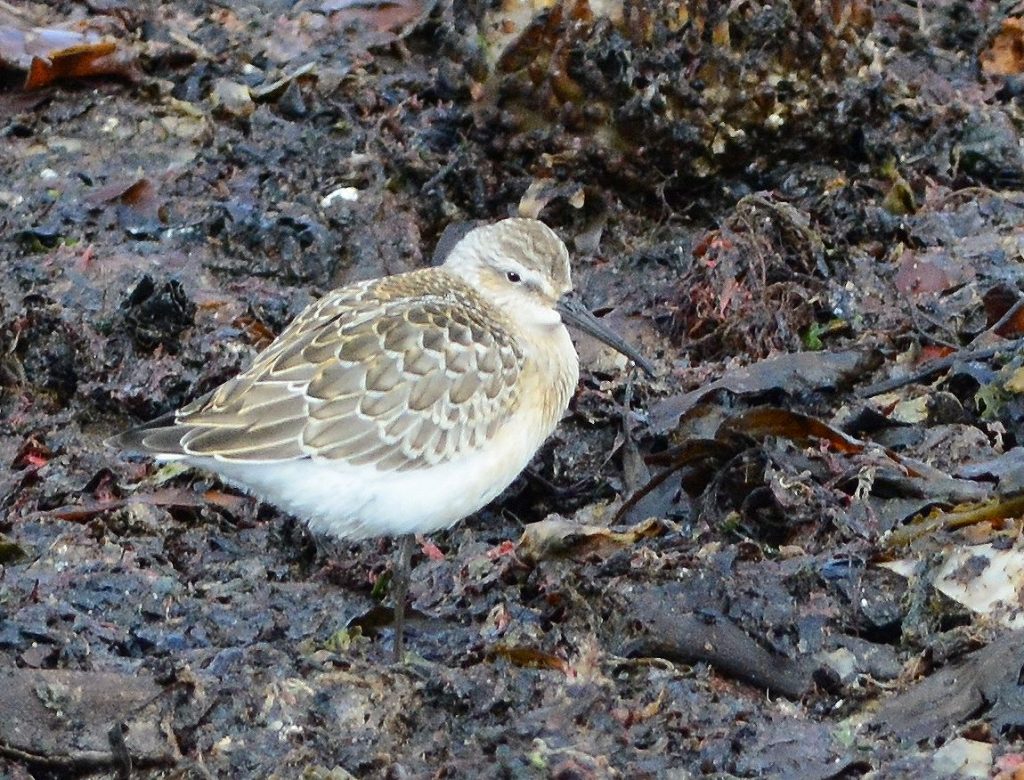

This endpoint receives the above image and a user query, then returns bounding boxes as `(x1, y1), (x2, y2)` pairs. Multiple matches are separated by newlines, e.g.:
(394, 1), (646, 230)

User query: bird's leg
(392, 533), (414, 661)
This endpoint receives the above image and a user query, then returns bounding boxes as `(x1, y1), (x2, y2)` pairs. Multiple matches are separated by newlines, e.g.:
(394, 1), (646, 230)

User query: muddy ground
(3, 0), (1024, 777)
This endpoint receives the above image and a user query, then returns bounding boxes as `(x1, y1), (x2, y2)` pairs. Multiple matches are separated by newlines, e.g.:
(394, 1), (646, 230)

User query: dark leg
(392, 533), (414, 661)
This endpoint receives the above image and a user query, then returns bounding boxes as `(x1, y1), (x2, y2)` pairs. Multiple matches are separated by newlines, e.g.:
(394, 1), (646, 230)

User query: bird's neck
(524, 322), (579, 434)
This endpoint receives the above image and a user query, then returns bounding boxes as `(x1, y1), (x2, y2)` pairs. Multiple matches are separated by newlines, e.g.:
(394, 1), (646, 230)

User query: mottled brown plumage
(129, 270), (527, 471)
(112, 217), (652, 659)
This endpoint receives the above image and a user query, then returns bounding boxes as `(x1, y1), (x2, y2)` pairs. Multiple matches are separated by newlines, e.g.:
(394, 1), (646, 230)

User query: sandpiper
(112, 218), (654, 658)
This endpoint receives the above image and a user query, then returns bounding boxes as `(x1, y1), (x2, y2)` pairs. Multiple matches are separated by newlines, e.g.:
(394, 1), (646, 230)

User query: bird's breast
(520, 323), (579, 441)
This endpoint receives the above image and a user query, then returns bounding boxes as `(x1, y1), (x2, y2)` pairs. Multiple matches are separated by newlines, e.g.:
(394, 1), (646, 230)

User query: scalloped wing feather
(125, 270), (525, 471)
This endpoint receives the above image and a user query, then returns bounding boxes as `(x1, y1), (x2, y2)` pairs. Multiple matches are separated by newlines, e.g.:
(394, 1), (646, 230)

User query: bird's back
(112, 268), (528, 473)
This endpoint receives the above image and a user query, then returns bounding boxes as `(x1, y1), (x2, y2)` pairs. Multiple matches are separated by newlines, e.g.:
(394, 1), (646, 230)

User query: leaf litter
(3, 0), (1024, 777)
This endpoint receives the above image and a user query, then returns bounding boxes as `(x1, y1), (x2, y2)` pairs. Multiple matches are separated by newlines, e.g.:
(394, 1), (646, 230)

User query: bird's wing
(119, 275), (525, 471)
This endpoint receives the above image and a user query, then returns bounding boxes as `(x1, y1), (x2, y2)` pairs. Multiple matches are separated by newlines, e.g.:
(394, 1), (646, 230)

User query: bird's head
(442, 217), (572, 328)
(442, 217), (656, 377)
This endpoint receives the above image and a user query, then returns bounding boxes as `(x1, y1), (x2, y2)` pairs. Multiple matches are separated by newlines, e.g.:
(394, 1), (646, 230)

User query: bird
(111, 217), (655, 659)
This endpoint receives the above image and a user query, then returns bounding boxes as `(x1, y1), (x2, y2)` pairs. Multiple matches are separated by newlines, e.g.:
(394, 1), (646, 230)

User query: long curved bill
(556, 295), (657, 378)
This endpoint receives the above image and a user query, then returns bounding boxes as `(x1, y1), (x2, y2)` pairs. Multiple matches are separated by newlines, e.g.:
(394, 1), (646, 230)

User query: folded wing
(115, 273), (525, 471)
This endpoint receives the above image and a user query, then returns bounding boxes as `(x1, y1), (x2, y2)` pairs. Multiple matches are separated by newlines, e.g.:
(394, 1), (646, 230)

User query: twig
(974, 296), (1024, 345)
(857, 336), (1024, 398)
(908, 304), (959, 350)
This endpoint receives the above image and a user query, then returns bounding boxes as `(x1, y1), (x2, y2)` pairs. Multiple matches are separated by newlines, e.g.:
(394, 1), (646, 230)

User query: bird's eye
(506, 271), (521, 283)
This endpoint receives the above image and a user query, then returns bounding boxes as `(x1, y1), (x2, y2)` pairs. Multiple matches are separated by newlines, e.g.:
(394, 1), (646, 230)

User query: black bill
(556, 295), (657, 378)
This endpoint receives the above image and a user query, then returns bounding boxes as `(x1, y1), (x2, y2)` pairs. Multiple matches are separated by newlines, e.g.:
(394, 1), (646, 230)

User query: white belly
(180, 403), (556, 540)
(173, 322), (579, 540)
